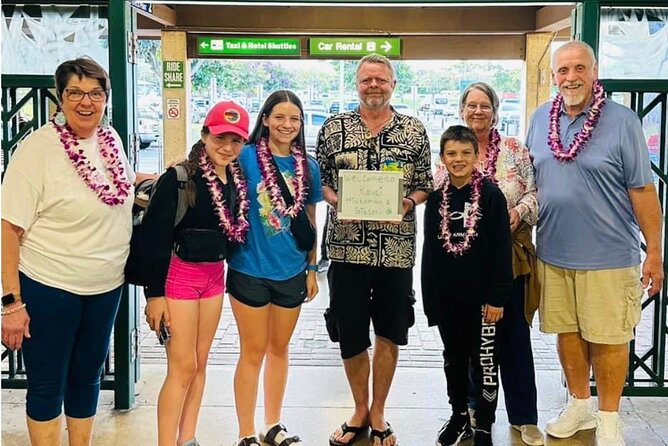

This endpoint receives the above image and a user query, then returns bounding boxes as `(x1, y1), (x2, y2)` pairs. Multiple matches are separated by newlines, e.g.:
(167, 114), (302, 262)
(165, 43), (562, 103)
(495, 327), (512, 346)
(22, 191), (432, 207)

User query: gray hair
(459, 82), (500, 127)
(552, 40), (598, 71)
(356, 53), (395, 81)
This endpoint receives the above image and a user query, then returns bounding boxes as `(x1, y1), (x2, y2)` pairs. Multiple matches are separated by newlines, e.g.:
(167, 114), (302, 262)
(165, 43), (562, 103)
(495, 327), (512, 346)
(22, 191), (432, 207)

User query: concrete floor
(3, 364), (668, 445)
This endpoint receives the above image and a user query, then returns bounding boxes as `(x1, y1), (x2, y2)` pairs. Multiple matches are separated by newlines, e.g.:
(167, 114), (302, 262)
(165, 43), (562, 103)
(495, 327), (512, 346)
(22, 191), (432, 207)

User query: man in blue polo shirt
(526, 40), (663, 446)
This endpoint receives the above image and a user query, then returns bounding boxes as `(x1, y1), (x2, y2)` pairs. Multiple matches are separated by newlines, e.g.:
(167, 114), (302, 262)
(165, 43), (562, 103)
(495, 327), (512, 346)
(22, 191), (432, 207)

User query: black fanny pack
(173, 228), (229, 262)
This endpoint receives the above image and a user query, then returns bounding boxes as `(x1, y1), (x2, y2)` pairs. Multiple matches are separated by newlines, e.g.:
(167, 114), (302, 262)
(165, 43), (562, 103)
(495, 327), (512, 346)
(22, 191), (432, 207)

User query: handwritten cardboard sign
(337, 169), (404, 222)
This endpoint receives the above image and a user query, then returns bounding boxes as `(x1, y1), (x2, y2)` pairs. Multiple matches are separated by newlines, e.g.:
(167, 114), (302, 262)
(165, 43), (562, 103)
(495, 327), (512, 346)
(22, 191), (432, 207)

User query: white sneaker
(545, 394), (597, 438)
(511, 424), (544, 445)
(596, 411), (625, 446)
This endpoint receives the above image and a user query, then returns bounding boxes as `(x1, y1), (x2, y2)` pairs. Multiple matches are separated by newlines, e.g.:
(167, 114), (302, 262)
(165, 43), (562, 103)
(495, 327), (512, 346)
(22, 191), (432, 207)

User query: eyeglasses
(359, 77), (391, 86)
(465, 103), (493, 112)
(64, 88), (107, 102)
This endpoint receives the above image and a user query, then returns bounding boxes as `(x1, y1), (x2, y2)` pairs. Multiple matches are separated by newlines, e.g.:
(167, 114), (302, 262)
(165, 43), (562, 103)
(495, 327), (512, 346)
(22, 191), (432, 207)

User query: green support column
(579, 0), (600, 55)
(108, 0), (138, 410)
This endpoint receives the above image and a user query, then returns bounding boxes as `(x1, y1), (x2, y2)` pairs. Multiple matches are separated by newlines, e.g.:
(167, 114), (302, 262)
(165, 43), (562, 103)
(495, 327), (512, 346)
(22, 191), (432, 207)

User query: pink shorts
(165, 255), (225, 300)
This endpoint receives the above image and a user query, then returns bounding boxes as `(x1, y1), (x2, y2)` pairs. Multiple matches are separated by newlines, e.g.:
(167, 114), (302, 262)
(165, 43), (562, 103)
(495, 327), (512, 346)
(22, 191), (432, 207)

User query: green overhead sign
(309, 38), (401, 57)
(197, 37), (301, 56)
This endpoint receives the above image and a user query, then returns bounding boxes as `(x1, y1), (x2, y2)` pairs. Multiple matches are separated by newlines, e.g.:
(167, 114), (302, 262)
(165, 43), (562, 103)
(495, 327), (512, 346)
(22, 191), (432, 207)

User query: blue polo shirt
(526, 99), (653, 270)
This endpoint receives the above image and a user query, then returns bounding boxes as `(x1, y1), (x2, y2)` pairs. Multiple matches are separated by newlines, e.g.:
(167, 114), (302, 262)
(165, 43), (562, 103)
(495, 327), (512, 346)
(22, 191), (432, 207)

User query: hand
(482, 304), (504, 324)
(642, 252), (664, 297)
(305, 272), (319, 302)
(1, 304), (30, 350)
(509, 208), (520, 233)
(145, 297), (170, 332)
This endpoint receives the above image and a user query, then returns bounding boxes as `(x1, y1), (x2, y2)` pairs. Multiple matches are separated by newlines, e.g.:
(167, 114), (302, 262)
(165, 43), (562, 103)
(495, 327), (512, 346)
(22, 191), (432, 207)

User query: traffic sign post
(309, 38), (401, 57)
(163, 61), (184, 89)
(198, 37), (300, 57)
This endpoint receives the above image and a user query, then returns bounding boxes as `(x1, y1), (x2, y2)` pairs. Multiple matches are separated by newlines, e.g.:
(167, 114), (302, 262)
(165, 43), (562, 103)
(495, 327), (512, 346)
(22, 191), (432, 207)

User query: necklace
(438, 169), (483, 256)
(51, 117), (131, 206)
(199, 150), (250, 243)
(256, 137), (308, 217)
(548, 80), (606, 162)
(480, 128), (501, 182)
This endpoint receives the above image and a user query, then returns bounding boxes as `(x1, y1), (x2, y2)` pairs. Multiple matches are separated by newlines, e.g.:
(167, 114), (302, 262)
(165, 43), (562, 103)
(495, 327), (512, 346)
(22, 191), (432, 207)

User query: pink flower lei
(198, 149), (250, 243)
(256, 137), (308, 217)
(480, 127), (501, 182)
(548, 79), (606, 162)
(51, 114), (131, 206)
(438, 169), (484, 256)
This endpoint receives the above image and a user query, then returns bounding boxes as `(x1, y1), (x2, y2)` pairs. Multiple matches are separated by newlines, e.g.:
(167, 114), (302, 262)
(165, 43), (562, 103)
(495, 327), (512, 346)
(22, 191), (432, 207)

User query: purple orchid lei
(51, 116), (131, 206)
(438, 169), (484, 256)
(256, 137), (308, 217)
(548, 80), (606, 162)
(480, 127), (502, 182)
(198, 150), (250, 243)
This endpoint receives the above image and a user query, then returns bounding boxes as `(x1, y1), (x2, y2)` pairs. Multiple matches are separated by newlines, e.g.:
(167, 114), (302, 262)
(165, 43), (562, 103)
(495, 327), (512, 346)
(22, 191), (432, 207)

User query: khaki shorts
(537, 260), (643, 344)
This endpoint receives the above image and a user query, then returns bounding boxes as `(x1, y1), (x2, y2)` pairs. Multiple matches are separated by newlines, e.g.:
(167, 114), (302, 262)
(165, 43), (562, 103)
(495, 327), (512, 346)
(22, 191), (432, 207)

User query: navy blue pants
(470, 276), (538, 425)
(19, 273), (122, 421)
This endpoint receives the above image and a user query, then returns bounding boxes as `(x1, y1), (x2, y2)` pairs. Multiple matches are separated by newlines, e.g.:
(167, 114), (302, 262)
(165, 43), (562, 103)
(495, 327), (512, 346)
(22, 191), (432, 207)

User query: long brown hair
(178, 128), (210, 207)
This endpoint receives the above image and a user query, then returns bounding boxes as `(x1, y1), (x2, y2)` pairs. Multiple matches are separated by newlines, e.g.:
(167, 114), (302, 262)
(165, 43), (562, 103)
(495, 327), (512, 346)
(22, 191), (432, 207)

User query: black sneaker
(436, 412), (473, 446)
(473, 429), (493, 446)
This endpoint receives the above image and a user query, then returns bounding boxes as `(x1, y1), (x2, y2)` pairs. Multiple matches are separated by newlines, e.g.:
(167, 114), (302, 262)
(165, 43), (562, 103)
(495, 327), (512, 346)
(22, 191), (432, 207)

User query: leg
(557, 332), (591, 398)
(263, 303), (302, 425)
(19, 274), (83, 445)
(230, 296), (271, 438)
(64, 287), (122, 446)
(327, 262), (373, 445)
(369, 336), (399, 446)
(64, 417), (94, 446)
(590, 343), (628, 411)
(499, 277), (538, 426)
(177, 294), (224, 444)
(474, 317), (501, 432)
(157, 299), (200, 446)
(26, 417), (62, 446)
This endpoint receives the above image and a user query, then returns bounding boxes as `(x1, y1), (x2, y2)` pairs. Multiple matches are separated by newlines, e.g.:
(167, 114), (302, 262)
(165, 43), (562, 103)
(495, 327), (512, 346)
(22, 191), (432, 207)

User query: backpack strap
(173, 165), (189, 227)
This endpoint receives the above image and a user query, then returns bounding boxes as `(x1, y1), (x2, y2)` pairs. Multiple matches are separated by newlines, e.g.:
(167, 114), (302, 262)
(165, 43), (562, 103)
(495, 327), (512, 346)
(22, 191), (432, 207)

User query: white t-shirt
(2, 123), (135, 295)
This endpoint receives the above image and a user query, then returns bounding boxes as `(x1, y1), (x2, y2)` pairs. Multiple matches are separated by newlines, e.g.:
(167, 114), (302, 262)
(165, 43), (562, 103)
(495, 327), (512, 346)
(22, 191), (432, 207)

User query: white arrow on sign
(200, 41), (209, 49)
(381, 41), (392, 53)
(165, 83), (182, 88)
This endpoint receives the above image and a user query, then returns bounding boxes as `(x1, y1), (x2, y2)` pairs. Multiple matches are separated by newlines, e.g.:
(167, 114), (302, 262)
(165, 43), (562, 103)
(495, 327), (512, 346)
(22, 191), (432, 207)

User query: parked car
(329, 100), (359, 114)
(392, 103), (413, 116)
(499, 99), (521, 134)
(432, 95), (455, 117)
(303, 110), (329, 154)
(138, 115), (160, 149)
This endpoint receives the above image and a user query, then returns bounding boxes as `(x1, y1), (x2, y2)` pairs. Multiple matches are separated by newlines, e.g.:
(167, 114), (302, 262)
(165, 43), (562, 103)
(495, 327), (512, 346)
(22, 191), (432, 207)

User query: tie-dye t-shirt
(227, 143), (323, 280)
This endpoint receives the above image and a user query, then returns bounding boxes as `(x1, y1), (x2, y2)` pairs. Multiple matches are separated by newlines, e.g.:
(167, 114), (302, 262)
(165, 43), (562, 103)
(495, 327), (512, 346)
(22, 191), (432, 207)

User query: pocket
(623, 280), (643, 330)
(323, 307), (339, 342)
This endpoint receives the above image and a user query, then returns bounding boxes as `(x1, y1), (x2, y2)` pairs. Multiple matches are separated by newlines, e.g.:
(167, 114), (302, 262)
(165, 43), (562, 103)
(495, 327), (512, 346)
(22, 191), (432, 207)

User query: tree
(137, 39), (161, 91)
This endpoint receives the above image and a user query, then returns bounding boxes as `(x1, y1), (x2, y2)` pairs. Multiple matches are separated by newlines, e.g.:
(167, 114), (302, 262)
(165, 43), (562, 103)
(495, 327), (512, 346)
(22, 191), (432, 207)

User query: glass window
(599, 7), (668, 79)
(1, 5), (109, 75)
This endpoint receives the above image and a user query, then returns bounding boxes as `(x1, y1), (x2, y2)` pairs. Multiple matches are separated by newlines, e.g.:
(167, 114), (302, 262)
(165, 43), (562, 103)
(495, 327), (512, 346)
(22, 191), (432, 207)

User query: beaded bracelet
(1, 303), (26, 317)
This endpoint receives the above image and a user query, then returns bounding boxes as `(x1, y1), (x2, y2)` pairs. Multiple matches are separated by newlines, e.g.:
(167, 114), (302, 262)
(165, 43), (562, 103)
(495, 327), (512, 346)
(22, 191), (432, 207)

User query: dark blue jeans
(19, 273), (122, 421)
(470, 276), (538, 426)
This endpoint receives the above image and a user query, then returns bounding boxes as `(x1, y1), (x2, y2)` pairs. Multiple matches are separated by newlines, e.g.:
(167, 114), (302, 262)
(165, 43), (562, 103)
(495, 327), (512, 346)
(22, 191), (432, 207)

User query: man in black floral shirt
(316, 53), (432, 446)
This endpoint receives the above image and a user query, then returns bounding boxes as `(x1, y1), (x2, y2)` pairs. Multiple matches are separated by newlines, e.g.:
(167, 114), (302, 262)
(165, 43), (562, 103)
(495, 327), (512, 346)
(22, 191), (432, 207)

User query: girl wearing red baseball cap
(143, 101), (251, 446)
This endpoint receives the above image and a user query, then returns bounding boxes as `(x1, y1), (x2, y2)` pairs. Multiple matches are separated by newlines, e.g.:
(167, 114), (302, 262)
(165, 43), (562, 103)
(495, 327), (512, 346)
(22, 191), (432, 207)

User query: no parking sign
(166, 98), (180, 120)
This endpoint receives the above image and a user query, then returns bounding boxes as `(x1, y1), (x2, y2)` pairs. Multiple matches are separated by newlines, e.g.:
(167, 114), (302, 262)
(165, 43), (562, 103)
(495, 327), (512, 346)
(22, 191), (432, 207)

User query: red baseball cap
(203, 101), (250, 140)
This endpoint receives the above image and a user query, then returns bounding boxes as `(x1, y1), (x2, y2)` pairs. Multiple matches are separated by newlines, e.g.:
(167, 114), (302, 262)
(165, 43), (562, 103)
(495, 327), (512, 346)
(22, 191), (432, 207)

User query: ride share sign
(163, 61), (184, 89)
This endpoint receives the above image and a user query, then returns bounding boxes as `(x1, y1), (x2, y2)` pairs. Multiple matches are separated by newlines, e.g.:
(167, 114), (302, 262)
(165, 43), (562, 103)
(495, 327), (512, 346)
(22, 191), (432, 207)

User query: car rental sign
(309, 38), (401, 57)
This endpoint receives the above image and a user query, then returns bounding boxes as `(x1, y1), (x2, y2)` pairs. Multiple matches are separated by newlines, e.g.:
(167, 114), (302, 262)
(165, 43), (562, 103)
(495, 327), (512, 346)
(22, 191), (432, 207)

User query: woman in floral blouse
(458, 82), (543, 446)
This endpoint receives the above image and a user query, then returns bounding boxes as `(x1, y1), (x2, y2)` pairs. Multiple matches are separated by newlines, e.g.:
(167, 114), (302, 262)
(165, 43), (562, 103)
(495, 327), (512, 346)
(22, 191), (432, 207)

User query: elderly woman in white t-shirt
(1, 57), (135, 445)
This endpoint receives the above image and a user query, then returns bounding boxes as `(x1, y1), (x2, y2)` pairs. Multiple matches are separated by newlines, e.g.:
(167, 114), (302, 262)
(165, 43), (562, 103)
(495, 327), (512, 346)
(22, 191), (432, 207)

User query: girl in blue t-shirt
(226, 90), (323, 446)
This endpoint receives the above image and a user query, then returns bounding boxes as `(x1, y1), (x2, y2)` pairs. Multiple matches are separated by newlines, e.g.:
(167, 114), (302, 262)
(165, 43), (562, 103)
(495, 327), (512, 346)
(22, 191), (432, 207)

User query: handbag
(269, 155), (316, 251)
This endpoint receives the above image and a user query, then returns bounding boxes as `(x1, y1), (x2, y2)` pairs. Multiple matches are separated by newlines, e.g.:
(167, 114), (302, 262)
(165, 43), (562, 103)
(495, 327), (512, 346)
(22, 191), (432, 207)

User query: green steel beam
(579, 0), (600, 56)
(108, 0), (137, 411)
(601, 80), (668, 93)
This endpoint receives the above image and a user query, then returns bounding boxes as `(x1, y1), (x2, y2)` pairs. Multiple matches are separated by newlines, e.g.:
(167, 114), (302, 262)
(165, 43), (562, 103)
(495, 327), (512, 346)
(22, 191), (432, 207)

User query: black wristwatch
(2, 293), (21, 307)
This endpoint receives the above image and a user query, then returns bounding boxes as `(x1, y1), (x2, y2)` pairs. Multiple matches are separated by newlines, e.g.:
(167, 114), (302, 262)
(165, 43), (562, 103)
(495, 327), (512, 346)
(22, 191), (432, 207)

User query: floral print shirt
(316, 110), (433, 268)
(489, 136), (538, 225)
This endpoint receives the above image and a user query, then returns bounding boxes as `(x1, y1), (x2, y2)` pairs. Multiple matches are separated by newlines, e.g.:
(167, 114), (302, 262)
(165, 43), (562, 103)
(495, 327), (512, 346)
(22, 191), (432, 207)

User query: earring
(53, 111), (67, 126)
(100, 114), (109, 129)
